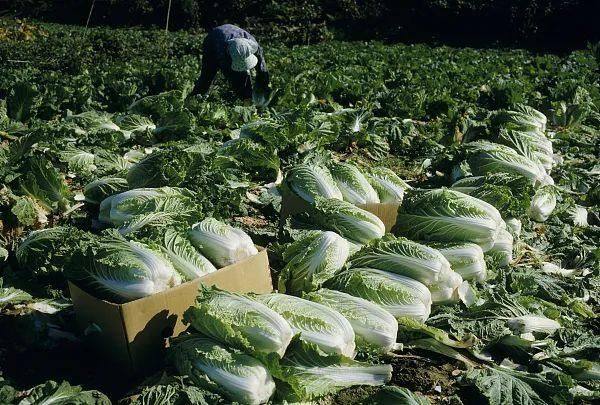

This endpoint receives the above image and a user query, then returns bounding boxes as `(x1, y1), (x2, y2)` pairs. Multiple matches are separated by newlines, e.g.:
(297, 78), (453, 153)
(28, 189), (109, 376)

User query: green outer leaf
(286, 164), (342, 203)
(368, 386), (431, 405)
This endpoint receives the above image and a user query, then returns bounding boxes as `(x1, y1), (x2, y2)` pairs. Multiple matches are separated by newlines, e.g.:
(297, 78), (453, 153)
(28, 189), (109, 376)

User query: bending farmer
(192, 24), (270, 101)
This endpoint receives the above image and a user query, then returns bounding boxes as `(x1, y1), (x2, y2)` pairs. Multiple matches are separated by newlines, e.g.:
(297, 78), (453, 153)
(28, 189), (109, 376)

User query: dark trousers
(223, 70), (253, 99)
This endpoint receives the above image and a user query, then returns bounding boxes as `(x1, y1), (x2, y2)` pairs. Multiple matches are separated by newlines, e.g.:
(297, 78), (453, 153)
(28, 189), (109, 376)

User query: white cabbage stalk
(188, 218), (258, 268)
(312, 198), (385, 244)
(433, 242), (487, 282)
(278, 231), (349, 295)
(506, 315), (560, 336)
(273, 341), (392, 400)
(160, 229), (217, 280)
(306, 289), (399, 353)
(394, 188), (503, 252)
(505, 217), (522, 238)
(172, 336), (275, 404)
(541, 262), (583, 277)
(286, 164), (342, 203)
(330, 162), (380, 204)
(325, 268), (432, 322)
(184, 289), (293, 357)
(366, 166), (412, 204)
(349, 237), (453, 286)
(254, 293), (356, 358)
(528, 186), (557, 222)
(487, 228), (513, 267)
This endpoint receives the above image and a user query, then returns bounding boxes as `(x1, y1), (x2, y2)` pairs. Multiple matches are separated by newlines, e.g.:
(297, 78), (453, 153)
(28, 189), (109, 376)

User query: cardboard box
(68, 248), (272, 376)
(280, 192), (400, 232)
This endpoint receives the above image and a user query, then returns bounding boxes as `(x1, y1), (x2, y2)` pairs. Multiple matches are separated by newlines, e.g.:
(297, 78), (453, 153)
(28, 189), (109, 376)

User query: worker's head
(227, 38), (259, 72)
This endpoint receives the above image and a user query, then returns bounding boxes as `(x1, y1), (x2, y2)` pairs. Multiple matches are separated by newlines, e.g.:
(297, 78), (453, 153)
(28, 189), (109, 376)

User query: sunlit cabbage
(311, 198), (385, 244)
(487, 228), (513, 267)
(349, 236), (452, 286)
(159, 229), (216, 280)
(278, 231), (350, 295)
(528, 186), (557, 222)
(506, 315), (560, 337)
(330, 162), (379, 204)
(188, 218), (258, 268)
(183, 289), (293, 357)
(171, 336), (275, 404)
(66, 232), (181, 303)
(270, 341), (392, 401)
(505, 217), (522, 237)
(464, 141), (552, 187)
(254, 293), (356, 358)
(394, 188), (503, 252)
(305, 288), (399, 353)
(450, 173), (535, 219)
(496, 128), (554, 172)
(430, 242), (487, 282)
(494, 105), (547, 132)
(286, 164), (342, 203)
(365, 166), (412, 204)
(98, 187), (194, 227)
(83, 177), (129, 205)
(567, 205), (589, 227)
(428, 271), (465, 304)
(325, 268), (432, 322)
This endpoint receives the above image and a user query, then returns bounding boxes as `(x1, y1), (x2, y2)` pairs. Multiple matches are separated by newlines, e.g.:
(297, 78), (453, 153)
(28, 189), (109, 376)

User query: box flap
(357, 202), (400, 232)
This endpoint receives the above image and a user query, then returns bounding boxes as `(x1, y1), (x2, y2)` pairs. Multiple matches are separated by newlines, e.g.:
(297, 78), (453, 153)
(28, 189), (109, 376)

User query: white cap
(227, 38), (259, 72)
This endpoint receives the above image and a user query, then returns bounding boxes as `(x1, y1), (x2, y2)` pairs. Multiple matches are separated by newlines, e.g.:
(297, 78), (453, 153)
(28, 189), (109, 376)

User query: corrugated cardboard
(280, 191), (400, 232)
(68, 248), (271, 376)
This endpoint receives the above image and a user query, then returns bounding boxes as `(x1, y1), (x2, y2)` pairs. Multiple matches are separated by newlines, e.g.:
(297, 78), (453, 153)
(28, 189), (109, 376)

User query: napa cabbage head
(305, 288), (399, 353)
(278, 231), (350, 295)
(183, 288), (293, 357)
(188, 218), (258, 268)
(159, 229), (216, 281)
(66, 231), (181, 303)
(253, 293), (356, 358)
(311, 197), (385, 244)
(464, 141), (552, 187)
(349, 236), (452, 286)
(324, 268), (432, 322)
(329, 162), (379, 204)
(171, 336), (275, 405)
(528, 185), (557, 222)
(366, 166), (412, 204)
(429, 242), (487, 282)
(487, 228), (513, 267)
(394, 188), (503, 252)
(285, 164), (342, 203)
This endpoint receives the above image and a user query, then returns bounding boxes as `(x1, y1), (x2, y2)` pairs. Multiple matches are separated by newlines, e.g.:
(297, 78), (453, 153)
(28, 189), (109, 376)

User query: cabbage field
(1, 19), (599, 404)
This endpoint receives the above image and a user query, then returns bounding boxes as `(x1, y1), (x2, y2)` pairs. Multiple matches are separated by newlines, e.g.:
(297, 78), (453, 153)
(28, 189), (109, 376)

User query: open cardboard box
(280, 191), (400, 232)
(68, 248), (272, 376)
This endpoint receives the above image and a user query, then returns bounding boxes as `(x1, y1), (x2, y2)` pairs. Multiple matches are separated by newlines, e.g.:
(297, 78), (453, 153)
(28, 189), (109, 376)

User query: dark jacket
(194, 24), (269, 98)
